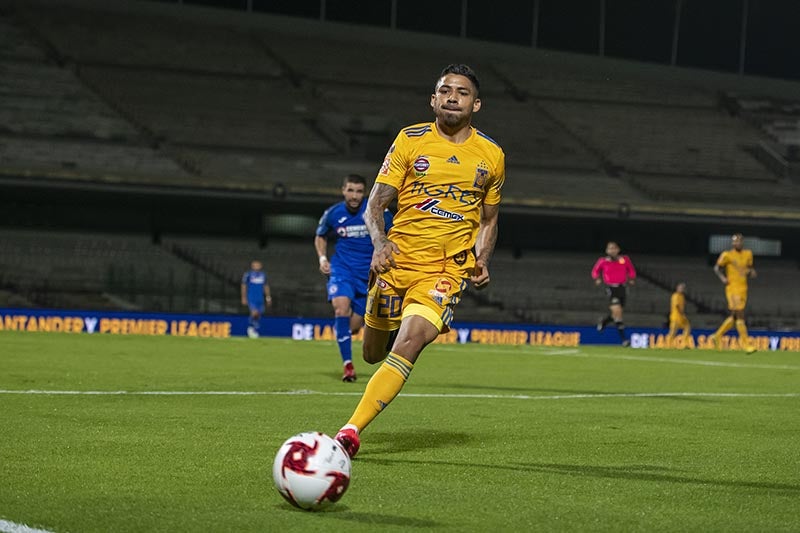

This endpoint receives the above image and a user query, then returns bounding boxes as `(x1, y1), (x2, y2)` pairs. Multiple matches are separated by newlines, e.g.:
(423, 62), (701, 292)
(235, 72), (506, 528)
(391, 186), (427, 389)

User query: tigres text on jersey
(376, 122), (505, 273)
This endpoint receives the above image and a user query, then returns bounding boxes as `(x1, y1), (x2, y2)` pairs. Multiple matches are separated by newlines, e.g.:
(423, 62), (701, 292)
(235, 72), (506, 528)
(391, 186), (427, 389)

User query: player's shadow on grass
(369, 458), (800, 493)
(274, 503), (440, 528)
(358, 429), (472, 456)
(521, 462), (800, 492)
(323, 508), (440, 528)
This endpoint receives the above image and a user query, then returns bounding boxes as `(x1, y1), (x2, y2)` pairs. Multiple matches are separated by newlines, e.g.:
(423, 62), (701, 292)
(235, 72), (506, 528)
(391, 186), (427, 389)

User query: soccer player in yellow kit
(712, 233), (757, 353)
(334, 64), (505, 457)
(667, 282), (691, 348)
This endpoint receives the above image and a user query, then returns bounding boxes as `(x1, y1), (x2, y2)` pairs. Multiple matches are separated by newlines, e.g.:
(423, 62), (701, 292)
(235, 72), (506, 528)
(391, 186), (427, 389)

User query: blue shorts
(248, 302), (265, 314)
(327, 274), (367, 317)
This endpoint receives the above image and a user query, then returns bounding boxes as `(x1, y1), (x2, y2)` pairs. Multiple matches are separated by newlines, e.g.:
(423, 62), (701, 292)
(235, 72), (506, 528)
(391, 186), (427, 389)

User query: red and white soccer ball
(272, 431), (351, 510)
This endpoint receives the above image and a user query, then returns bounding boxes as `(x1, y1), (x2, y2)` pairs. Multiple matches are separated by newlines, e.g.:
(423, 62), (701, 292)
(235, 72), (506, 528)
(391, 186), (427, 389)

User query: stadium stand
(749, 258), (800, 328)
(0, 12), (46, 60)
(311, 82), (431, 125)
(159, 235), (512, 322)
(18, 4), (283, 75)
(486, 249), (680, 328)
(79, 68), (332, 154)
(503, 167), (645, 207)
(258, 31), (606, 171)
(627, 173), (800, 209)
(0, 13), (192, 182)
(538, 101), (772, 180)
(726, 94), (800, 151)
(634, 255), (727, 314)
(0, 288), (34, 308)
(494, 58), (718, 108)
(165, 149), (378, 193)
(0, 135), (188, 181)
(160, 235), (328, 317)
(4, 0), (798, 213)
(0, 227), (797, 329)
(0, 229), (231, 312)
(0, 60), (137, 140)
(723, 93), (800, 179)
(471, 98), (602, 170)
(635, 254), (800, 329)
(257, 30), (503, 92)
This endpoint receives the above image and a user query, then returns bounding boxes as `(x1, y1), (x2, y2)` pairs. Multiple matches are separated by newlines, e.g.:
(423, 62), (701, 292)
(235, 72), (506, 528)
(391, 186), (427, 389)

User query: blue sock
(249, 315), (259, 332)
(335, 316), (352, 363)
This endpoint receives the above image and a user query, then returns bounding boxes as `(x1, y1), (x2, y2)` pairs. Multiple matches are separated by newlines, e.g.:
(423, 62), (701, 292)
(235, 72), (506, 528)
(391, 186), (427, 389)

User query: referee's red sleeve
(625, 256), (637, 279)
(591, 258), (603, 280)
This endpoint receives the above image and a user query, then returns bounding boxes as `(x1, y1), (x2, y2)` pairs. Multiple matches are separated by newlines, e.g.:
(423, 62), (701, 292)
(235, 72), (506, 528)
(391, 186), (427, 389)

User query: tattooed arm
(365, 182), (400, 274)
(471, 202), (499, 290)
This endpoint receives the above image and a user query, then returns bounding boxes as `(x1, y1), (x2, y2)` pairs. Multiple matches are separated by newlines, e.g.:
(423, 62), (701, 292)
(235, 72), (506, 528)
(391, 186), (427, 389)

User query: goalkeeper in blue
(315, 174), (394, 382)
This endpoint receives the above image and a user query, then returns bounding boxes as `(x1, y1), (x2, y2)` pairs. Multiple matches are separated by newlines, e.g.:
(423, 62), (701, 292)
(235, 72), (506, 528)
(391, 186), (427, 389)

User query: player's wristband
(266, 296), (272, 301)
(319, 256), (328, 265)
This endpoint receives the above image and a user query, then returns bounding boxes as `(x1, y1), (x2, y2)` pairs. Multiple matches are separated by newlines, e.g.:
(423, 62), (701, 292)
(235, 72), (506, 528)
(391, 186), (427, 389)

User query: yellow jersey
(669, 292), (685, 319)
(376, 122), (505, 273)
(716, 249), (754, 290)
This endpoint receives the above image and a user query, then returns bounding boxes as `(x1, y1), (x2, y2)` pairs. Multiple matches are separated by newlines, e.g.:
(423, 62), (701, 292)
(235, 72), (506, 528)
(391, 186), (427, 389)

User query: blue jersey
(242, 269), (267, 304)
(316, 200), (393, 282)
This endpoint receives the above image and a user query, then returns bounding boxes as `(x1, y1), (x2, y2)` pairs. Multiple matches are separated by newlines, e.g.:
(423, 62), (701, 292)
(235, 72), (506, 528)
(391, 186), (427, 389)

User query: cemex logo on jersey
(413, 198), (464, 221)
(336, 224), (369, 238)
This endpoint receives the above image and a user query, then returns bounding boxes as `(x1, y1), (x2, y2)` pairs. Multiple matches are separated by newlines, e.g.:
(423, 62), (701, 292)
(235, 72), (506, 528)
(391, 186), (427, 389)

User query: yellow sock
(735, 319), (750, 346)
(666, 324), (677, 347)
(714, 316), (735, 338)
(347, 352), (413, 432)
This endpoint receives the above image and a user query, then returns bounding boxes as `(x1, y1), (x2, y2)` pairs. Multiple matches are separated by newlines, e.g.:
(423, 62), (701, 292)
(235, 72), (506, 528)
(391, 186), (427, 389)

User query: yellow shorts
(669, 315), (690, 330)
(365, 267), (468, 334)
(725, 286), (747, 311)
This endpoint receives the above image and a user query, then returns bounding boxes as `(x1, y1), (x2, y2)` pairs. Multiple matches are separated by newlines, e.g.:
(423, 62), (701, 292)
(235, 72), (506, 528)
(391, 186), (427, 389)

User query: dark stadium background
(1, 0), (798, 330)
(156, 0), (800, 80)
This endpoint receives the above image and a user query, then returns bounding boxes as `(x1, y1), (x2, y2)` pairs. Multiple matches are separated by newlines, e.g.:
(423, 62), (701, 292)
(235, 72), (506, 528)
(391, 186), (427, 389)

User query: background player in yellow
(667, 282), (691, 348)
(712, 233), (757, 353)
(334, 64), (505, 458)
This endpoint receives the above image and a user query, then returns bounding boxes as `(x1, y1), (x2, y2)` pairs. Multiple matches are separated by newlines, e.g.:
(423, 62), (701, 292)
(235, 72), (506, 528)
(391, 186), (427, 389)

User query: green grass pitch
(1, 331), (799, 532)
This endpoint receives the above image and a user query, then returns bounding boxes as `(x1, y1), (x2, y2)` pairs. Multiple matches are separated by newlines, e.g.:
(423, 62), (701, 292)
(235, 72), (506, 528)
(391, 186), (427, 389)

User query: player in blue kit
(241, 260), (272, 338)
(315, 174), (393, 382)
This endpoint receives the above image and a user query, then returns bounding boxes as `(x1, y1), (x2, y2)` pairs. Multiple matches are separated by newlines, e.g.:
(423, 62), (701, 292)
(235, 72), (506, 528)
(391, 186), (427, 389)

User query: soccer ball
(272, 431), (351, 510)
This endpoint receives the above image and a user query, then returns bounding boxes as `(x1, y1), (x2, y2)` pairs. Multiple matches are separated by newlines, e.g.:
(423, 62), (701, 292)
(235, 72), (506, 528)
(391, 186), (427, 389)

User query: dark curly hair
(436, 64), (480, 93)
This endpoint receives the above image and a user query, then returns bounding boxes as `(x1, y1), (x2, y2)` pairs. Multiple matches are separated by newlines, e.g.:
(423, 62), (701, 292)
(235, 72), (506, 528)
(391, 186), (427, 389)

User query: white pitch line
(560, 352), (800, 371)
(0, 518), (57, 533)
(0, 389), (797, 401)
(437, 345), (800, 370)
(399, 392), (800, 400)
(540, 348), (582, 356)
